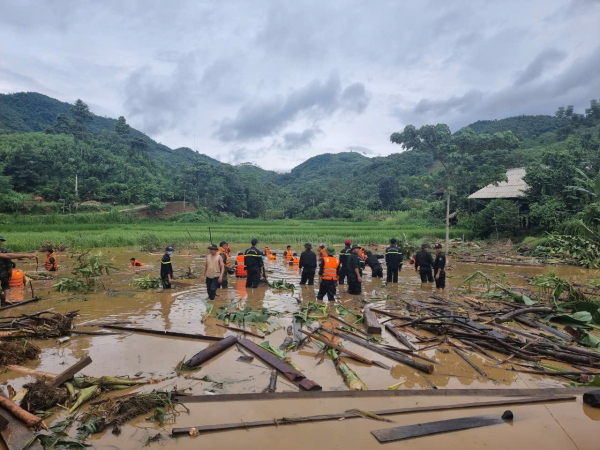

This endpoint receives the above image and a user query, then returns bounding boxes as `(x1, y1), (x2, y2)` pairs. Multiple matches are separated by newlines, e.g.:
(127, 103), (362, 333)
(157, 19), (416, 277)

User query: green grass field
(0, 213), (470, 252)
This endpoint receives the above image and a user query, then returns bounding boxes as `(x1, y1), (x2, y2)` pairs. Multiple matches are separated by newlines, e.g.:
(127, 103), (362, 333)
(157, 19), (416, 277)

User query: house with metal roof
(468, 168), (528, 200)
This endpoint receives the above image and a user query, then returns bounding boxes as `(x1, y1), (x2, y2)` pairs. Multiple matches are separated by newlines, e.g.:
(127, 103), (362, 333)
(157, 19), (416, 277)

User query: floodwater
(2, 244), (600, 449)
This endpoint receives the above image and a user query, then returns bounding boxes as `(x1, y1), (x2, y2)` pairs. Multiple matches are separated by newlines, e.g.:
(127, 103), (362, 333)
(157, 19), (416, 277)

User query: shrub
(470, 199), (521, 238)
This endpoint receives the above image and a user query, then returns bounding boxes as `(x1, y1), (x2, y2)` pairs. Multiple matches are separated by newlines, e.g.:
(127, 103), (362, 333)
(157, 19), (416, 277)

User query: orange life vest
(45, 253), (57, 271)
(319, 248), (327, 258)
(291, 256), (300, 266)
(9, 268), (25, 287)
(268, 254), (276, 260)
(322, 256), (339, 281)
(284, 250), (292, 260)
(236, 255), (247, 277)
(131, 259), (144, 267)
(359, 249), (366, 260)
(219, 247), (231, 268)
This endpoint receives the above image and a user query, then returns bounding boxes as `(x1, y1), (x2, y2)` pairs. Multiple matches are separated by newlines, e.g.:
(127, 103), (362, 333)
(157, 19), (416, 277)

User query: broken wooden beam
(332, 331), (434, 374)
(453, 348), (487, 377)
(494, 307), (553, 324)
(0, 408), (43, 450)
(172, 395), (574, 436)
(49, 355), (92, 388)
(237, 338), (321, 391)
(175, 388), (584, 403)
(215, 324), (264, 338)
(515, 317), (573, 342)
(6, 366), (57, 380)
(0, 298), (40, 311)
(185, 335), (237, 368)
(371, 413), (507, 443)
(101, 325), (223, 341)
(363, 306), (382, 334)
(385, 323), (416, 350)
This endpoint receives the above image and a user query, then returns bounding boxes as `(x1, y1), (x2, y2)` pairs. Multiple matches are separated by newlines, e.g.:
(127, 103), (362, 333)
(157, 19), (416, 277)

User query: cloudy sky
(1, 1), (599, 171)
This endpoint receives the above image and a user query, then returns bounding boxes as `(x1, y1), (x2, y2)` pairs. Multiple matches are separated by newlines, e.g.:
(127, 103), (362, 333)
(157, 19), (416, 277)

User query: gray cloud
(283, 128), (322, 150)
(514, 49), (567, 85)
(216, 74), (370, 141)
(395, 45), (600, 131)
(1, 0), (598, 171)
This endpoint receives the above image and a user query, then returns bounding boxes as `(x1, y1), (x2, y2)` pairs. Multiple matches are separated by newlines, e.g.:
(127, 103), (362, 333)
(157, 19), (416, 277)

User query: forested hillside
(1, 92), (600, 237)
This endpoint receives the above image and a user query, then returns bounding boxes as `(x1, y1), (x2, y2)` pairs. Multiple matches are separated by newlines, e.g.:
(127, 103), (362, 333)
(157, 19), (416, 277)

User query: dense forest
(1, 92), (600, 249)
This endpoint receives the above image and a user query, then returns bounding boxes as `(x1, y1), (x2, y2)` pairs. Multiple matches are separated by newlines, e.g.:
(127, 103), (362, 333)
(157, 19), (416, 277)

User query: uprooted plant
(54, 252), (119, 293)
(457, 270), (535, 305)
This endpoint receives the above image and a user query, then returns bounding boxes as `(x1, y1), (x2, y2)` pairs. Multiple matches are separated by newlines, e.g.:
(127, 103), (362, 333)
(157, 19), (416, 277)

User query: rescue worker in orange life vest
(130, 258), (144, 267)
(289, 253), (300, 266)
(235, 252), (247, 278)
(0, 235), (37, 305)
(218, 241), (231, 288)
(283, 245), (293, 261)
(318, 245), (327, 259)
(317, 247), (339, 302)
(45, 249), (57, 271)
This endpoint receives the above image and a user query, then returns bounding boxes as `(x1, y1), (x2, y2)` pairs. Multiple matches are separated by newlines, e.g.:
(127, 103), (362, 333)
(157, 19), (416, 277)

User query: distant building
(467, 168), (528, 200)
(468, 168), (530, 228)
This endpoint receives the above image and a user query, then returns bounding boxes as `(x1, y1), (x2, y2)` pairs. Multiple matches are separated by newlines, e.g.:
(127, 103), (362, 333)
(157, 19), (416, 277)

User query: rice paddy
(0, 215), (470, 252)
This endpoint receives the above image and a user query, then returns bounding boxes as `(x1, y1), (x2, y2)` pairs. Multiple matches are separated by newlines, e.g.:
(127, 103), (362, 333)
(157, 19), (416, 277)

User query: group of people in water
(160, 238), (447, 302)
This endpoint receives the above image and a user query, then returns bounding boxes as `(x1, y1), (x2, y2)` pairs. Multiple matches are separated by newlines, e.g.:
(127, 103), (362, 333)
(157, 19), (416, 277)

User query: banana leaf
(69, 385), (99, 413)
(573, 301), (600, 324)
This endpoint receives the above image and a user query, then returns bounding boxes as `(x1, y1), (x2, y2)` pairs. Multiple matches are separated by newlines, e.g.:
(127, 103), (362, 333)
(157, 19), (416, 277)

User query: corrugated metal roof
(468, 168), (528, 199)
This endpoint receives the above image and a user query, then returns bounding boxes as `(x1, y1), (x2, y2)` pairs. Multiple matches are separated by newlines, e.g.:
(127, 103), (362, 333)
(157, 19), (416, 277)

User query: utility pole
(445, 190), (450, 253)
(75, 174), (78, 195)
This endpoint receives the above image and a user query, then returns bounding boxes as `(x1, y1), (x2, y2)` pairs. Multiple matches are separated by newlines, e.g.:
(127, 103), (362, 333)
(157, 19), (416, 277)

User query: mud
(2, 244), (600, 449)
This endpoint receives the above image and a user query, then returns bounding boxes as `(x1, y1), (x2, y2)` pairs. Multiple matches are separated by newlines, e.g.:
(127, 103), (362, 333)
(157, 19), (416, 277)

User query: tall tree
(54, 113), (73, 134)
(71, 99), (92, 141)
(115, 116), (131, 138)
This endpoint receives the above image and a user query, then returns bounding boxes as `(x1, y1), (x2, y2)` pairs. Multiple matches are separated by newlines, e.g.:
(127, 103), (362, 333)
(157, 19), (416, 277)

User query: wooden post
(184, 335), (237, 368)
(49, 355), (92, 388)
(445, 190), (450, 253)
(363, 306), (382, 335)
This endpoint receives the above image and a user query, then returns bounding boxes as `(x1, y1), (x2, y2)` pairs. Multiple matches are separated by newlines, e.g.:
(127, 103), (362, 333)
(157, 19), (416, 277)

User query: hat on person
(421, 243), (429, 249)
(165, 245), (174, 251)
(219, 241), (228, 247)
(326, 246), (335, 256)
(351, 244), (362, 249)
(434, 243), (443, 249)
(251, 238), (259, 245)
(345, 239), (351, 245)
(0, 235), (5, 241)
(304, 242), (312, 249)
(208, 244), (218, 250)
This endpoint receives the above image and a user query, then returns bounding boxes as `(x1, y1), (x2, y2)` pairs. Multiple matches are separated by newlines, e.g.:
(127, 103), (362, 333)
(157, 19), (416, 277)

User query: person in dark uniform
(414, 243), (434, 283)
(347, 244), (363, 295)
(364, 251), (383, 278)
(384, 238), (403, 283)
(161, 245), (174, 289)
(433, 243), (446, 290)
(337, 239), (352, 285)
(244, 238), (264, 288)
(299, 242), (317, 285)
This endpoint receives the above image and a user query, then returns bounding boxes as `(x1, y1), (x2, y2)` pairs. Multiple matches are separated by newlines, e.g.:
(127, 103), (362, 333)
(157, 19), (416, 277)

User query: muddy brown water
(2, 244), (600, 449)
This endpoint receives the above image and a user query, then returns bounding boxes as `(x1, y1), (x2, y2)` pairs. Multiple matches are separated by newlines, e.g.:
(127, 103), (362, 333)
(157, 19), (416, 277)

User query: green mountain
(1, 91), (598, 226)
(464, 115), (567, 138)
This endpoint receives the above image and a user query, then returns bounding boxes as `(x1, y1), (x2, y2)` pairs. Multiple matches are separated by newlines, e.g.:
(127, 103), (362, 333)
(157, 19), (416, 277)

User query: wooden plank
(363, 306), (382, 334)
(0, 411), (42, 450)
(175, 388), (585, 403)
(494, 307), (554, 324)
(332, 331), (434, 374)
(237, 338), (322, 391)
(0, 414), (8, 432)
(171, 395), (574, 436)
(0, 298), (40, 311)
(185, 335), (237, 368)
(385, 323), (416, 350)
(49, 355), (92, 388)
(102, 325), (223, 341)
(371, 414), (504, 443)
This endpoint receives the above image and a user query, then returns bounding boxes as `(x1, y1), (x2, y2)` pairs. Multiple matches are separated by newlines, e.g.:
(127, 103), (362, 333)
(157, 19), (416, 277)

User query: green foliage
(540, 234), (600, 268)
(133, 276), (161, 289)
(465, 115), (567, 138)
(529, 273), (583, 307)
(469, 199), (521, 238)
(458, 271), (534, 305)
(147, 197), (165, 214)
(214, 306), (279, 324)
